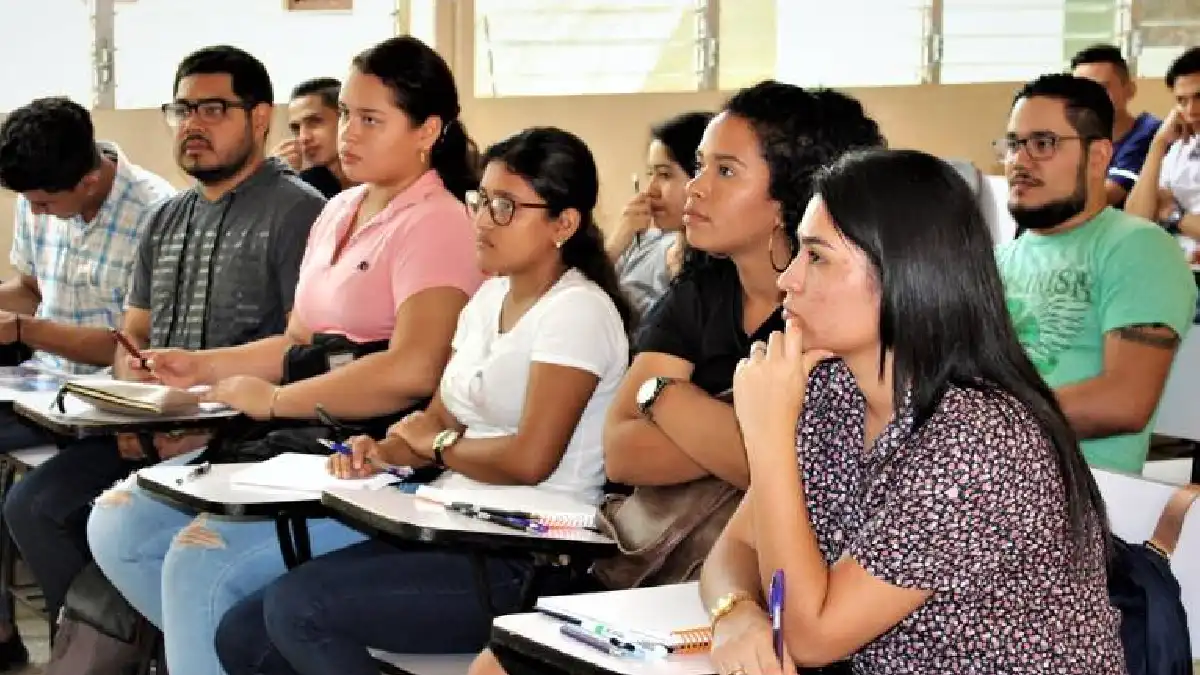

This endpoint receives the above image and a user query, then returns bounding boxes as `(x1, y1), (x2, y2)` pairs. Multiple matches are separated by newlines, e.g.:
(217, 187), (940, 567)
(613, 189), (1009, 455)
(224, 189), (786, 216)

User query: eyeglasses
(992, 132), (1093, 162)
(161, 99), (254, 128)
(465, 189), (549, 226)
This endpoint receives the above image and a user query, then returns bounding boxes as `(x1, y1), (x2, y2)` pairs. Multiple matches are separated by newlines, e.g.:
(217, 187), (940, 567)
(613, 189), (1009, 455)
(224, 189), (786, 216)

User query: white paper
(230, 453), (399, 492)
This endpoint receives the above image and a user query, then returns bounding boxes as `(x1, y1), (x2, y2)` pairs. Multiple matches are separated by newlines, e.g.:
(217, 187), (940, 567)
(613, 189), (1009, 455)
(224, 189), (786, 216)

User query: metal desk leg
(274, 516), (313, 570)
(289, 517), (312, 563)
(274, 518), (300, 569)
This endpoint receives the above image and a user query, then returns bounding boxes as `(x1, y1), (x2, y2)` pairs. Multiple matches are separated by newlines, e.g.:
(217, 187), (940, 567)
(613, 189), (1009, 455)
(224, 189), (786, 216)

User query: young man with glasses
(995, 73), (1195, 474)
(2, 45), (325, 631)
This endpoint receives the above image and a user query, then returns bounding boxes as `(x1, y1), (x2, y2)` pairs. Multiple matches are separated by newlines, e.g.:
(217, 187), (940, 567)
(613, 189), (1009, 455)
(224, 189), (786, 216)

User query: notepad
(229, 453), (400, 493)
(536, 582), (712, 652)
(414, 481), (597, 529)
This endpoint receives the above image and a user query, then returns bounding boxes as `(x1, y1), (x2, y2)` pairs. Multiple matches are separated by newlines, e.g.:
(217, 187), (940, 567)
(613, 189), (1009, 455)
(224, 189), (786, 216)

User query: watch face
(636, 377), (659, 407)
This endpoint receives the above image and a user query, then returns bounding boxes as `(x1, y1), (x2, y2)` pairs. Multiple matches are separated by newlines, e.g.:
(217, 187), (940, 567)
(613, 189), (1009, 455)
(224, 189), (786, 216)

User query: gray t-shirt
(616, 229), (677, 319)
(128, 157), (325, 349)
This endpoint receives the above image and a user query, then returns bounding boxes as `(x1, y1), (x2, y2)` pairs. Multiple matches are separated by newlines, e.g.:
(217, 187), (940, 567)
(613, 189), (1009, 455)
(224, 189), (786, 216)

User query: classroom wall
(0, 79), (1178, 278)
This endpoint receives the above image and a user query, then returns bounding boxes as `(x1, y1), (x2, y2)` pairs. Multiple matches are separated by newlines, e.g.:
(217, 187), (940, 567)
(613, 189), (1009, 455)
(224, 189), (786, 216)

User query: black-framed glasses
(992, 132), (1092, 162)
(161, 99), (254, 128)
(465, 189), (549, 226)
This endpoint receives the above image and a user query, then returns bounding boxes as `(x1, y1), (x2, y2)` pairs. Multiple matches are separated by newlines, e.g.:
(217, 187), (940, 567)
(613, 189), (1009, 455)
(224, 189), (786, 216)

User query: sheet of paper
(230, 453), (399, 492)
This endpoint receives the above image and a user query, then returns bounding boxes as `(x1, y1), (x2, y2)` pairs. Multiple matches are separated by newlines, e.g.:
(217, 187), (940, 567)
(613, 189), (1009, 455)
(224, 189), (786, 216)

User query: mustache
(1008, 169), (1042, 186)
(180, 134), (211, 149)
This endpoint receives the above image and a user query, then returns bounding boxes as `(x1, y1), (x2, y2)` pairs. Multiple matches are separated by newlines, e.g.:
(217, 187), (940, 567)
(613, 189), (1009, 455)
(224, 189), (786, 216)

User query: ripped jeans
(86, 480), (366, 675)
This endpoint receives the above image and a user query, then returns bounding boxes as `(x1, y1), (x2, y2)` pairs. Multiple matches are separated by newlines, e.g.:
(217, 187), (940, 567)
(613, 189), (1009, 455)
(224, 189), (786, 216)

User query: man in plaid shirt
(0, 97), (173, 664)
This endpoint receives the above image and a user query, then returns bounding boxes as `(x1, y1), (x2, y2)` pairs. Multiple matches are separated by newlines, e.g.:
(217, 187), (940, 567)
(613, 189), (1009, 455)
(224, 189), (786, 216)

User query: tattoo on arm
(1112, 323), (1182, 350)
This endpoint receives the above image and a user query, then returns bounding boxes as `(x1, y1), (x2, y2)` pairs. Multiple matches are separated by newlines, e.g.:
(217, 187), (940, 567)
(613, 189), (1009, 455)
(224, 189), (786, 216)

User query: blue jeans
(0, 407), (55, 625)
(86, 481), (367, 675)
(214, 539), (537, 675)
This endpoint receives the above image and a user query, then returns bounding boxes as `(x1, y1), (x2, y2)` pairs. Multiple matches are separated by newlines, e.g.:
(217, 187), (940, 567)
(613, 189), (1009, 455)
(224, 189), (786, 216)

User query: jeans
(3, 436), (142, 624)
(86, 481), (367, 675)
(0, 407), (56, 625)
(215, 539), (537, 675)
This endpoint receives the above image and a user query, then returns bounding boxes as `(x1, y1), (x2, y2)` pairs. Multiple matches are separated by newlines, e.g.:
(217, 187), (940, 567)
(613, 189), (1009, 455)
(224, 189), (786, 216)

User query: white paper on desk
(230, 453), (398, 492)
(536, 582), (710, 647)
(415, 476), (597, 528)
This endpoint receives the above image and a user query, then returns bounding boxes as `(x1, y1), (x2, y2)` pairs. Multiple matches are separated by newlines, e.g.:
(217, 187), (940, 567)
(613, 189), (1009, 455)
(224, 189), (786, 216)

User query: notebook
(60, 380), (202, 417)
(414, 481), (597, 529)
(229, 453), (400, 493)
(536, 582), (712, 652)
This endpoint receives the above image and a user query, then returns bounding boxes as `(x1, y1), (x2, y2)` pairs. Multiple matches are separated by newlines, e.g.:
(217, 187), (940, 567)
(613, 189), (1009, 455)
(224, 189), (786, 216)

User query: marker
(110, 329), (148, 369)
(175, 462), (211, 485)
(769, 569), (785, 664)
(318, 438), (413, 481)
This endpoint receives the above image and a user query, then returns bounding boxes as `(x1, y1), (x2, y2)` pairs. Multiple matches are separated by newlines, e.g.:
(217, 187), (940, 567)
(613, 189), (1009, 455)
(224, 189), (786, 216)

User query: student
(1, 44), (325, 632)
(214, 126), (633, 675)
(701, 148), (1124, 674)
(86, 36), (482, 675)
(1126, 47), (1200, 239)
(0, 95), (174, 669)
(607, 111), (711, 317)
(273, 77), (352, 198)
(996, 74), (1195, 473)
(1070, 44), (1161, 207)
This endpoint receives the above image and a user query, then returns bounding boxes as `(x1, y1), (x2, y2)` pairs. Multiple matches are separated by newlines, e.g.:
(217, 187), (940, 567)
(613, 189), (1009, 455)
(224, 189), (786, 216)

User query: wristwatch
(709, 590), (756, 628)
(431, 429), (460, 468)
(1164, 203), (1184, 235)
(636, 376), (676, 420)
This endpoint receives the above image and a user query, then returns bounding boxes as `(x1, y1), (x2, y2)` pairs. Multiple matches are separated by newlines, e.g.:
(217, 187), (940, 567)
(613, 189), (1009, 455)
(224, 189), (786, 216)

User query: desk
(12, 390), (238, 439)
(137, 464), (327, 568)
(491, 613), (715, 675)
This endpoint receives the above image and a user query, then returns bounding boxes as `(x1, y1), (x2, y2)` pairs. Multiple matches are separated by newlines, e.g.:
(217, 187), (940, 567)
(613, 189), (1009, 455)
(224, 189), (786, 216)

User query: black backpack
(1107, 486), (1198, 675)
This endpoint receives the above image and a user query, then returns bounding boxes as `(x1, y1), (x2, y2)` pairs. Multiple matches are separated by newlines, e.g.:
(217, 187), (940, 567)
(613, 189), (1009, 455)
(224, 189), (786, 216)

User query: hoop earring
(768, 226), (790, 273)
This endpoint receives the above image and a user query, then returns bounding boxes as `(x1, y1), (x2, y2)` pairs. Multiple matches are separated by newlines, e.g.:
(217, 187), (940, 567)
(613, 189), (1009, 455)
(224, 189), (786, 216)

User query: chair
(1093, 468), (1200, 653)
(979, 175), (1018, 246)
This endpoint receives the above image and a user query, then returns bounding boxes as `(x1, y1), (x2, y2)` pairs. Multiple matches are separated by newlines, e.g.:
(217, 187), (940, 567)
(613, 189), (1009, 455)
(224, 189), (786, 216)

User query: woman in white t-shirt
(214, 126), (633, 674)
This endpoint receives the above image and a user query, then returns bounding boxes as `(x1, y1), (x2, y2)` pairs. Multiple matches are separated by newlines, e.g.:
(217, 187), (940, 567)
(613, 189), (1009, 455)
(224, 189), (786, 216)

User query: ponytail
(431, 118), (481, 202)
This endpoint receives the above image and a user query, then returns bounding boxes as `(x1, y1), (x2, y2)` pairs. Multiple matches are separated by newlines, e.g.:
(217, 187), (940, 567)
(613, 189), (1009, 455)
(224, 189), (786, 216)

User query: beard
(178, 125), (255, 185)
(1008, 155), (1088, 234)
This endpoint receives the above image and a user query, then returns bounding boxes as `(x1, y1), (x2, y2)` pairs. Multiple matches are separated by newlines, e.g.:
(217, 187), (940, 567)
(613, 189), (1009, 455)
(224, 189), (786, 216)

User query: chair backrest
(1093, 468), (1200, 653)
(1154, 329), (1200, 442)
(980, 175), (1019, 246)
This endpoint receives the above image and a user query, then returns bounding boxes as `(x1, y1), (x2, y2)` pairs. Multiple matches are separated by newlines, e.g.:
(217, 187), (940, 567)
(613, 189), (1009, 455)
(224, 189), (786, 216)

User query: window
(1135, 0), (1200, 78)
(0, 0), (93, 113)
(940, 0), (1121, 84)
(474, 0), (701, 97)
(112, 0), (398, 109)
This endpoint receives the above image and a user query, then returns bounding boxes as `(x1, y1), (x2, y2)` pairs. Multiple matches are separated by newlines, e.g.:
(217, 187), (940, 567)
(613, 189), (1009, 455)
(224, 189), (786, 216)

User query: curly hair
(0, 97), (100, 193)
(680, 80), (886, 278)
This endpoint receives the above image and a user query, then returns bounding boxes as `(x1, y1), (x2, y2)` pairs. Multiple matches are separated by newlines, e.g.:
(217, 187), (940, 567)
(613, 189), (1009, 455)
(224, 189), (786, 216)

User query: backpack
(44, 563), (160, 675)
(1107, 484), (1198, 675)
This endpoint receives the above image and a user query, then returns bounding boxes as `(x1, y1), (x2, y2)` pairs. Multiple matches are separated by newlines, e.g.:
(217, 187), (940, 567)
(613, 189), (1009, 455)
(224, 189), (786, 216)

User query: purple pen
(769, 569), (785, 664)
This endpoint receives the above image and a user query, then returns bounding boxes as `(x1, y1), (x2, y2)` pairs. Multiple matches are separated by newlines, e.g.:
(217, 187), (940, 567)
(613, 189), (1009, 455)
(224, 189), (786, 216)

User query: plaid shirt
(10, 142), (175, 374)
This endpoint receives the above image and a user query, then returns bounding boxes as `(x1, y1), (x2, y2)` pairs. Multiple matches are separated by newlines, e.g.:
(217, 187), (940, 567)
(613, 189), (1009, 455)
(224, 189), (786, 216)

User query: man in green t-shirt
(996, 73), (1197, 474)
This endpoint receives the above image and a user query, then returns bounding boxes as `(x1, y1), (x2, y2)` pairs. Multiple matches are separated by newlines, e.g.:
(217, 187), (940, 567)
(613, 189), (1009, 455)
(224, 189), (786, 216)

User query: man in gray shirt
(3, 45), (324, 628)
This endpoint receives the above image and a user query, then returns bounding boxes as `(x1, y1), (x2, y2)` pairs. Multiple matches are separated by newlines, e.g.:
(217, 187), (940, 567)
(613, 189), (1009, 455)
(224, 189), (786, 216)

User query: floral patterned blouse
(799, 360), (1126, 674)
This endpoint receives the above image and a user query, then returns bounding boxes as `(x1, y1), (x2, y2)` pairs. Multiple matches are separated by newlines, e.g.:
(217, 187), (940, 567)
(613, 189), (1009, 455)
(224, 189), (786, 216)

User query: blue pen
(769, 569), (785, 664)
(319, 438), (413, 480)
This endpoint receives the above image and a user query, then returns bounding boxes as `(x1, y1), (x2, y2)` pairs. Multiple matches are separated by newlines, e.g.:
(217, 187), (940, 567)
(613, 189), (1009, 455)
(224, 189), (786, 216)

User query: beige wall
(0, 80), (1178, 278)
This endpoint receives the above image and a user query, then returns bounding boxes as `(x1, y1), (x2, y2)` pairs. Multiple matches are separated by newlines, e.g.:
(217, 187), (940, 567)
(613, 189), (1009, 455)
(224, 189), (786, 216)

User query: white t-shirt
(1159, 135), (1200, 214)
(438, 268), (629, 504)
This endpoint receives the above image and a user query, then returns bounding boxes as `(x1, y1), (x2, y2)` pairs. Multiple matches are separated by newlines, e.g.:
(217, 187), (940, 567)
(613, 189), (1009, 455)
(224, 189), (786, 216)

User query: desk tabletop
(137, 463), (325, 517)
(13, 390), (239, 438)
(322, 486), (616, 557)
(492, 613), (715, 675)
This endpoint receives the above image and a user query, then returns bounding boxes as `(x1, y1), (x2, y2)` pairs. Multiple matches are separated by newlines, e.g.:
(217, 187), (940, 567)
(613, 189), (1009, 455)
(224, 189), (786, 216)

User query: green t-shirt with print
(996, 207), (1196, 473)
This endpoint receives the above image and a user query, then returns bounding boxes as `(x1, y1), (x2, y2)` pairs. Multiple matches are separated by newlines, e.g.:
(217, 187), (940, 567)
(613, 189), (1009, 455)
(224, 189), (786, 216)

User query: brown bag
(591, 476), (743, 590)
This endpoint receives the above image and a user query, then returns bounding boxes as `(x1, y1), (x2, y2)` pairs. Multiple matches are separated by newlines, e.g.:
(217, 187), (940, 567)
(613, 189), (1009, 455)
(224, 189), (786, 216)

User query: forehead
(175, 73), (236, 100)
(1073, 62), (1121, 85)
(799, 196), (836, 238)
(288, 95), (332, 122)
(480, 160), (537, 198)
(1008, 96), (1075, 134)
(340, 71), (396, 109)
(698, 111), (758, 155)
(1173, 72), (1200, 98)
(646, 139), (674, 166)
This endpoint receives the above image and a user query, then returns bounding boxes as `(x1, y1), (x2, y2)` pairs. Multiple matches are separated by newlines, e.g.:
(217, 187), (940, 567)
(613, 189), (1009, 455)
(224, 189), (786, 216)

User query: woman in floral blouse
(700, 148), (1125, 675)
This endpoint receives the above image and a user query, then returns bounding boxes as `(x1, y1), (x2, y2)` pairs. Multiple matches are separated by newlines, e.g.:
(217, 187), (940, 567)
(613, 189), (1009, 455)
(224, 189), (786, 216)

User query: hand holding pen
(323, 436), (412, 481)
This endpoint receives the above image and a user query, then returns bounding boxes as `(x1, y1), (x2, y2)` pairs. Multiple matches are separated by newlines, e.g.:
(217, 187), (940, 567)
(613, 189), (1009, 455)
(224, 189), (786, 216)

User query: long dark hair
(815, 148), (1108, 553)
(484, 127), (636, 335)
(352, 36), (480, 200)
(650, 111), (712, 177)
(680, 81), (885, 281)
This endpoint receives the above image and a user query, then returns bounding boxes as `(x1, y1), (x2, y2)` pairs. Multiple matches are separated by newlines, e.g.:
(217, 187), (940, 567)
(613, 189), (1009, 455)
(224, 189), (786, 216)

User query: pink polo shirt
(293, 171), (483, 343)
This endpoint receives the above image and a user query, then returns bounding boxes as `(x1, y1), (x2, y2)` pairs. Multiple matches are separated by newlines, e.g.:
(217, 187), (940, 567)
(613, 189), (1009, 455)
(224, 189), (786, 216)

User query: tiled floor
(9, 604), (48, 674)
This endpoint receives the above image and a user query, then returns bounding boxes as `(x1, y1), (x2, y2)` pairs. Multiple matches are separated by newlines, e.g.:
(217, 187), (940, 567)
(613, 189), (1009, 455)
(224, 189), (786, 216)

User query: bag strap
(1148, 484), (1200, 557)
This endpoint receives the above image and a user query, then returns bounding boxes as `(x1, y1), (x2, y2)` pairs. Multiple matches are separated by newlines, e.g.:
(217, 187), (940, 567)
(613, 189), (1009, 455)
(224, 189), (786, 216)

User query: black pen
(175, 461), (212, 485)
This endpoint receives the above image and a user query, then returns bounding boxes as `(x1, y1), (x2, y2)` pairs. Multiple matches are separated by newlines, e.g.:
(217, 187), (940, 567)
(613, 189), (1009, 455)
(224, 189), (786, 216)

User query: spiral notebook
(413, 482), (597, 529)
(535, 581), (712, 652)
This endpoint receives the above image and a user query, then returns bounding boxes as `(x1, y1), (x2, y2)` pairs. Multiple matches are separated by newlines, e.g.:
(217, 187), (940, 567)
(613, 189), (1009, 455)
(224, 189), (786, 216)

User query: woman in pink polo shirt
(86, 36), (484, 675)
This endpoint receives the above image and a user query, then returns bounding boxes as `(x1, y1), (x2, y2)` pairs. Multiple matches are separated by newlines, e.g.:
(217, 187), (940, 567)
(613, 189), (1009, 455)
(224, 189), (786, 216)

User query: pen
(446, 503), (547, 534)
(449, 502), (552, 530)
(110, 328), (148, 369)
(175, 462), (211, 485)
(769, 569), (785, 664)
(538, 607), (672, 656)
(318, 438), (413, 481)
(560, 623), (640, 659)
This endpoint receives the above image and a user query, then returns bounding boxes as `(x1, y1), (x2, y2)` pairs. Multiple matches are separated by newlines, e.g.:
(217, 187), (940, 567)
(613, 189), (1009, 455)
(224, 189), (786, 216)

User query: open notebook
(60, 380), (207, 416)
(230, 453), (399, 493)
(414, 481), (597, 529)
(536, 582), (712, 652)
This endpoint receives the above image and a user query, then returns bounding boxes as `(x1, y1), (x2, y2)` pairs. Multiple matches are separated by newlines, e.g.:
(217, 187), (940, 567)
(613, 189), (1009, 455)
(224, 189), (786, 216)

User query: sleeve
(1108, 134), (1154, 191)
(845, 410), (1033, 593)
(531, 287), (628, 378)
(9, 198), (35, 278)
(126, 204), (166, 311)
(632, 278), (700, 362)
(271, 194), (325, 314)
(1096, 226), (1197, 339)
(390, 202), (484, 311)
